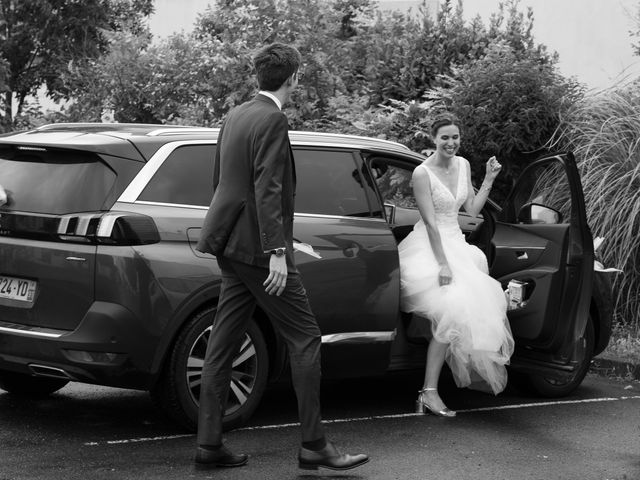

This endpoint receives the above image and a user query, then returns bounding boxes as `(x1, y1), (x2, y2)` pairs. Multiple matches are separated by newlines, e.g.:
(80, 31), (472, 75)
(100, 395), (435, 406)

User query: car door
(494, 152), (593, 371)
(291, 147), (399, 376)
(0, 146), (113, 334)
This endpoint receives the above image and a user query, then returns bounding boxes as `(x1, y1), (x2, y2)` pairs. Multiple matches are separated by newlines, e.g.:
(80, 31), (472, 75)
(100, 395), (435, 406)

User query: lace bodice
(419, 157), (467, 230)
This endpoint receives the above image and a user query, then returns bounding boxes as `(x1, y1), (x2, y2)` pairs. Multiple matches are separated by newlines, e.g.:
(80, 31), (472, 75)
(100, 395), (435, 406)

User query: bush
(548, 80), (640, 328)
(425, 41), (582, 202)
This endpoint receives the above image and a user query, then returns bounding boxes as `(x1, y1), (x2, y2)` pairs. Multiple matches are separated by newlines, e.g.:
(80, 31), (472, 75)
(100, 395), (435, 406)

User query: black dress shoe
(298, 441), (369, 471)
(194, 445), (248, 469)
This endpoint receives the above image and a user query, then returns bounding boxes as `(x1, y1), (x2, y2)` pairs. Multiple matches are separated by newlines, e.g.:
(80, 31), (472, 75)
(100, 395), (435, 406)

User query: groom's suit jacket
(196, 94), (296, 269)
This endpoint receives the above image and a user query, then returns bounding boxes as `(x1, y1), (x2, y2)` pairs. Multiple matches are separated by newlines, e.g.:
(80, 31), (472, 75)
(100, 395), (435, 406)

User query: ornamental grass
(548, 81), (640, 331)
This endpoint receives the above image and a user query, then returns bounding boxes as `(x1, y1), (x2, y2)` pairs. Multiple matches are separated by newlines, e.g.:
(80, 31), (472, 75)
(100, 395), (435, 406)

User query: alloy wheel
(185, 326), (259, 415)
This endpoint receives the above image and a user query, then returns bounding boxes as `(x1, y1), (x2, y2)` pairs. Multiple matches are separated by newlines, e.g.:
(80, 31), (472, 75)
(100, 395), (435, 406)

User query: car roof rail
(146, 127), (220, 136)
(33, 123), (220, 137)
(35, 122), (157, 132)
(288, 130), (412, 151)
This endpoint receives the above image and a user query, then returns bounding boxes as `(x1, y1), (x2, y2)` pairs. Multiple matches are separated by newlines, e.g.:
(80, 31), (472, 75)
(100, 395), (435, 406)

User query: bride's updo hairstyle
(430, 113), (461, 138)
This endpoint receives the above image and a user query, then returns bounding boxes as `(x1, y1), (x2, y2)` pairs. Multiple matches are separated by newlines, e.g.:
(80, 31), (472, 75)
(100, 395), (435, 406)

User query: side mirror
(517, 203), (562, 224)
(384, 202), (396, 224)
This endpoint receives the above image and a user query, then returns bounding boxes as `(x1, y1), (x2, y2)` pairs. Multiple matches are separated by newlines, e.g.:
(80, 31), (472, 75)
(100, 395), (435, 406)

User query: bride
(399, 113), (514, 417)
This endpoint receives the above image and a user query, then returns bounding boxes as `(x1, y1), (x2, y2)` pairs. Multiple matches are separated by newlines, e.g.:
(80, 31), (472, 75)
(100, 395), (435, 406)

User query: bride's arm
(462, 156), (501, 217)
(413, 167), (452, 286)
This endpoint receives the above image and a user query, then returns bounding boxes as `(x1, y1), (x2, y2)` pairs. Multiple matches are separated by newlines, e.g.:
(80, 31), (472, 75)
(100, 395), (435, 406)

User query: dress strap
(418, 162), (435, 180)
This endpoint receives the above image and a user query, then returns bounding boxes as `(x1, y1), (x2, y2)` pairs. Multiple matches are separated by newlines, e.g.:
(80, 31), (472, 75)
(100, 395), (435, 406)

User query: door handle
(343, 245), (359, 258)
(516, 251), (528, 260)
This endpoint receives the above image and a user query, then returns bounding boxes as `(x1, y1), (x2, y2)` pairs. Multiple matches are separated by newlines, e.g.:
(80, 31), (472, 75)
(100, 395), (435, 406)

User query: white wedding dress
(399, 158), (514, 395)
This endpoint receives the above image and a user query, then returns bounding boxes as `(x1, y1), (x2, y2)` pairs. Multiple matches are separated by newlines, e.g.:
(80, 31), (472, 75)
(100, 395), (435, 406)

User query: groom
(194, 42), (369, 471)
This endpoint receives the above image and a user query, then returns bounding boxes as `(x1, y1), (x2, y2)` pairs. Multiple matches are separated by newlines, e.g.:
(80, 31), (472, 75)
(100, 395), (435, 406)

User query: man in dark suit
(195, 43), (369, 471)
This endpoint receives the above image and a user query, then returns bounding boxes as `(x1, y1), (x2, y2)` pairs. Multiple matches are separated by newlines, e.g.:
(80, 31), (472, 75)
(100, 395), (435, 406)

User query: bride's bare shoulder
(412, 162), (431, 185)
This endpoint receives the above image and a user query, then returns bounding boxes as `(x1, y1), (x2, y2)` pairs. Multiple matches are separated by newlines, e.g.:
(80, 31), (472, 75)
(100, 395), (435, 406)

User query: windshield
(0, 147), (116, 214)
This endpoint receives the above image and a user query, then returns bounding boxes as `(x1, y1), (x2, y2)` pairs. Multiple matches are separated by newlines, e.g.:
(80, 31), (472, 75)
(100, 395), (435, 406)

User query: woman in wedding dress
(399, 113), (514, 417)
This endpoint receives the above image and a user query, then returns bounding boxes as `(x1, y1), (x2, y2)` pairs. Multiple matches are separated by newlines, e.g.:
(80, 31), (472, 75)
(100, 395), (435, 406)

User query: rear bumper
(0, 301), (160, 389)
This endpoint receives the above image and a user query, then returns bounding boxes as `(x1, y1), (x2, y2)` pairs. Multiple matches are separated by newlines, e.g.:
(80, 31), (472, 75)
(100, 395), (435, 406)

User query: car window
(293, 148), (371, 216)
(138, 144), (215, 206)
(0, 147), (116, 214)
(511, 161), (571, 223)
(369, 160), (417, 209)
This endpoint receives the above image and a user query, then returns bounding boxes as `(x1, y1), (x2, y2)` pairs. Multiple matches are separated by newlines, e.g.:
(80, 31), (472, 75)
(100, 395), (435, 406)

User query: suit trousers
(196, 256), (325, 446)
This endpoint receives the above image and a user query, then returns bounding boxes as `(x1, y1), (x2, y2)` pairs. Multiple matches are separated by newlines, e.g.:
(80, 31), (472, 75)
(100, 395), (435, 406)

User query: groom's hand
(264, 255), (288, 296)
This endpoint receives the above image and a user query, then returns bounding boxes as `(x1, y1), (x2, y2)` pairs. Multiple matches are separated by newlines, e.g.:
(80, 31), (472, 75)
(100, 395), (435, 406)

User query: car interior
(365, 156), (495, 261)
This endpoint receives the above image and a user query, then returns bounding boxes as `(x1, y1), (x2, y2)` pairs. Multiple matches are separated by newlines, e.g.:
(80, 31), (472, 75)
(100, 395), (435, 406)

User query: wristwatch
(269, 248), (286, 257)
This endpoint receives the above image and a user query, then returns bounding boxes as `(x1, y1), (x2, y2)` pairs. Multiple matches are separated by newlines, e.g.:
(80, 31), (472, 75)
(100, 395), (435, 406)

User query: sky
(148, 0), (640, 92)
(461, 0), (640, 92)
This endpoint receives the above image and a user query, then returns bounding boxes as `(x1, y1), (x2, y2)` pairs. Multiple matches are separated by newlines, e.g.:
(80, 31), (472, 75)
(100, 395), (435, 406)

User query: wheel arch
(148, 282), (221, 389)
(148, 282), (287, 391)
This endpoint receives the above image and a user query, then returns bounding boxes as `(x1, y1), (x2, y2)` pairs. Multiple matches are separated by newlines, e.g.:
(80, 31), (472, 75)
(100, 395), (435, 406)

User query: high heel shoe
(415, 388), (456, 417)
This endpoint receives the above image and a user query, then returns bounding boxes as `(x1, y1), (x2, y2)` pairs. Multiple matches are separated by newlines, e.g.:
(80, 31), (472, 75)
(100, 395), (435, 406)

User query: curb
(590, 356), (640, 381)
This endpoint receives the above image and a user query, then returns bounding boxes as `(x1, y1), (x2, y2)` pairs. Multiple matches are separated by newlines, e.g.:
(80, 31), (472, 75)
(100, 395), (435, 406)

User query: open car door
(492, 152), (594, 394)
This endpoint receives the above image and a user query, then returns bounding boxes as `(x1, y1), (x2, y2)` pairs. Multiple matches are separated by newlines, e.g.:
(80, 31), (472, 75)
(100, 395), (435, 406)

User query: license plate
(0, 275), (37, 303)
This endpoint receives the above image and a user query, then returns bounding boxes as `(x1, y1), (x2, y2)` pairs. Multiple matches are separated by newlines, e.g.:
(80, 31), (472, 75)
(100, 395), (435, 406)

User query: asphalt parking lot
(1, 370), (639, 480)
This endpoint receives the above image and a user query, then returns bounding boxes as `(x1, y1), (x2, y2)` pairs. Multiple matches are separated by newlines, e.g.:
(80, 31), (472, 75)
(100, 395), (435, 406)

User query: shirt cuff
(264, 247), (286, 254)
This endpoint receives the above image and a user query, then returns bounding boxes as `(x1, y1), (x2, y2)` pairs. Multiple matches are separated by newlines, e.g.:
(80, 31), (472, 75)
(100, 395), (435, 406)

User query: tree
(632, 1), (640, 56)
(0, 0), (154, 130)
(59, 0), (581, 163)
(191, 0), (376, 126)
(332, 0), (555, 110)
(63, 0), (377, 126)
(63, 29), (236, 125)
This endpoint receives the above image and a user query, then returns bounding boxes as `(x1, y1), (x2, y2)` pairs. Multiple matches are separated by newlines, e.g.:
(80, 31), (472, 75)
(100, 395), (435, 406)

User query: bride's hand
(485, 156), (502, 182)
(438, 264), (452, 286)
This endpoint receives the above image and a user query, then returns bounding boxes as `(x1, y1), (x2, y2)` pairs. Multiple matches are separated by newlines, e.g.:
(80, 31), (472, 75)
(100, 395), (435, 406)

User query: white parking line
(83, 395), (640, 447)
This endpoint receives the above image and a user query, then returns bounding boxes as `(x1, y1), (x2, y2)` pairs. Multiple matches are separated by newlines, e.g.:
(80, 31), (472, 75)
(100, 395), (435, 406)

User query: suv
(0, 123), (612, 430)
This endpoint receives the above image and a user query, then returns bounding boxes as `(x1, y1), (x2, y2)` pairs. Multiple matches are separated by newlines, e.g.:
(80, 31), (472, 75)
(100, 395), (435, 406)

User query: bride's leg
(425, 338), (447, 390)
(417, 338), (455, 416)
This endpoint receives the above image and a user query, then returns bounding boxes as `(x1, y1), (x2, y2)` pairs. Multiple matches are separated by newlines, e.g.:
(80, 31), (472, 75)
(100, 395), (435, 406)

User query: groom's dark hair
(430, 113), (460, 138)
(253, 43), (302, 91)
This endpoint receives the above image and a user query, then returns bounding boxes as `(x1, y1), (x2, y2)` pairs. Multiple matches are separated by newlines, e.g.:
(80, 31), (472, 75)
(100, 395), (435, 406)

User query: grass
(602, 320), (640, 365)
(548, 79), (640, 334)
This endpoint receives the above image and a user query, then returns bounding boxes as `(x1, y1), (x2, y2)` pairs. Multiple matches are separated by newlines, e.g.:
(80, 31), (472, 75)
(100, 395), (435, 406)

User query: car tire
(0, 370), (69, 396)
(151, 306), (269, 431)
(526, 316), (595, 398)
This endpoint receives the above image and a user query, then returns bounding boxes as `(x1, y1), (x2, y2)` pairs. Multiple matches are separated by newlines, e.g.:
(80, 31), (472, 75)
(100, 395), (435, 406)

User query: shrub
(425, 41), (583, 202)
(548, 80), (640, 328)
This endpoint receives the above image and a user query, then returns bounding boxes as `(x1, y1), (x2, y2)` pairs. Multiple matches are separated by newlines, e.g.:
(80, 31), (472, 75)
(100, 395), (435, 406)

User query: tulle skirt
(399, 221), (514, 395)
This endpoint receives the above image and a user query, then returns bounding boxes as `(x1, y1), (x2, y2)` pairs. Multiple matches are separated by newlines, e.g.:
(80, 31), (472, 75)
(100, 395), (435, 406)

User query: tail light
(0, 211), (160, 245)
(94, 212), (161, 245)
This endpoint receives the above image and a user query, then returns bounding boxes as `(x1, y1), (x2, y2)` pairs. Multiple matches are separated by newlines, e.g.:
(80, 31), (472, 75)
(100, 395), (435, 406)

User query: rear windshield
(0, 147), (116, 214)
